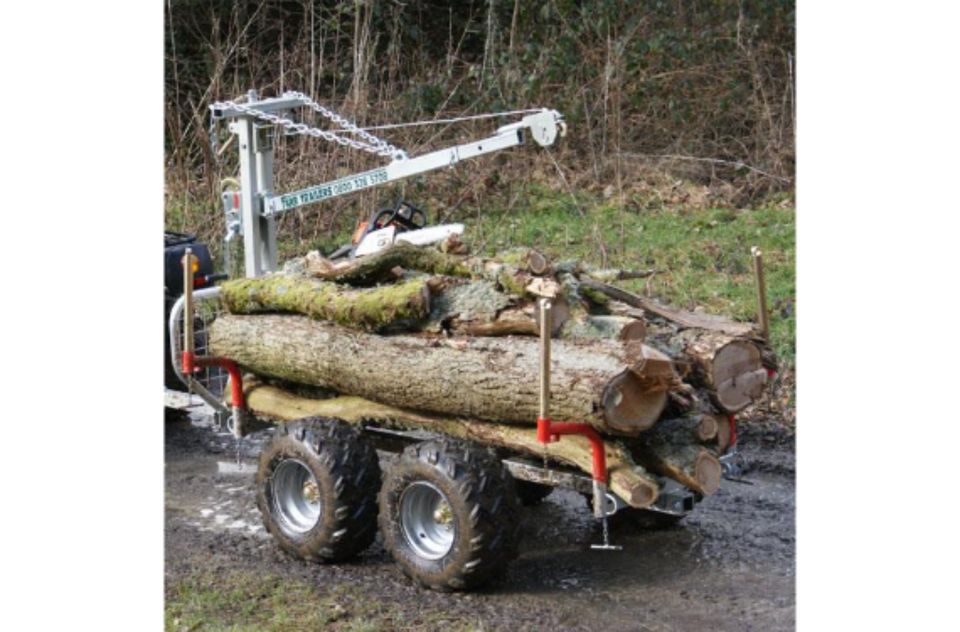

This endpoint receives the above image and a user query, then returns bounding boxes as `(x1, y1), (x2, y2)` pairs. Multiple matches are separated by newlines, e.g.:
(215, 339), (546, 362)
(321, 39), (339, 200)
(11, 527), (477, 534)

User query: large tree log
(220, 275), (431, 331)
(242, 381), (659, 508)
(210, 314), (679, 435)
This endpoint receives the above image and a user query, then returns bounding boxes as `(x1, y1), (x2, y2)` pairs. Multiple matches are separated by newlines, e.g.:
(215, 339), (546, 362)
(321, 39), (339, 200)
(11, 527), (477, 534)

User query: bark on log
(220, 275), (431, 332)
(648, 414), (721, 443)
(242, 381), (659, 508)
(450, 302), (568, 337)
(296, 243), (551, 290)
(304, 242), (472, 286)
(562, 315), (646, 342)
(584, 268), (657, 282)
(210, 314), (678, 435)
(637, 443), (721, 496)
(633, 424), (722, 495)
(715, 415), (732, 453)
(424, 279), (511, 332)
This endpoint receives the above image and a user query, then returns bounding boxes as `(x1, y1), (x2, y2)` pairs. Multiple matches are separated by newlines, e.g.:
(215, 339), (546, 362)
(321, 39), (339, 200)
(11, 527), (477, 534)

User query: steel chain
(209, 93), (405, 160)
(285, 91), (404, 158)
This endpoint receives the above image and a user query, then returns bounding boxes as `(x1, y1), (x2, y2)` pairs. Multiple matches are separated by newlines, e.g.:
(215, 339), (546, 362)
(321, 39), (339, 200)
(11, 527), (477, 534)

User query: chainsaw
(328, 199), (463, 260)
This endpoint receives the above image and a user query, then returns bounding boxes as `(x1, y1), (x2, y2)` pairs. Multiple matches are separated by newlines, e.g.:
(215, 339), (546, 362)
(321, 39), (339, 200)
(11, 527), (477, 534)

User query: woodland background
(164, 0), (795, 374)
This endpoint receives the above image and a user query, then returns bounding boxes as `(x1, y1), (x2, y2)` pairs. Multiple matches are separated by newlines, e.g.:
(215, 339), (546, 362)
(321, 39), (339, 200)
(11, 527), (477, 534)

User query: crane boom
(265, 109), (563, 216)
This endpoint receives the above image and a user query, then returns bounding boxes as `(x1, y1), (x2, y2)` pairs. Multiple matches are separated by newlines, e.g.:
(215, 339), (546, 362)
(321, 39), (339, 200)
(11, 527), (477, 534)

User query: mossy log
(633, 423), (722, 496)
(220, 275), (431, 332)
(209, 314), (679, 435)
(242, 380), (659, 508)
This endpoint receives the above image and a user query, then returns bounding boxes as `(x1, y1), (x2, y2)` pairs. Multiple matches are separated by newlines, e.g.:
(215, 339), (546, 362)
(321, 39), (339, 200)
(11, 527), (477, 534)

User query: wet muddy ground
(165, 410), (794, 631)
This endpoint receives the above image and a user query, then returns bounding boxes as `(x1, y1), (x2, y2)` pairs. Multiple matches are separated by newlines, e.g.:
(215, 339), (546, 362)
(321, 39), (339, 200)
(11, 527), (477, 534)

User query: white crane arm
(263, 109), (564, 217)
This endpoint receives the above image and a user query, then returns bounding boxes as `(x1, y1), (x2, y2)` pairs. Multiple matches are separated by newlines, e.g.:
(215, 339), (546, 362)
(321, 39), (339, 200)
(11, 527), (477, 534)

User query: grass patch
(165, 571), (383, 632)
(165, 570), (491, 632)
(462, 187), (795, 365)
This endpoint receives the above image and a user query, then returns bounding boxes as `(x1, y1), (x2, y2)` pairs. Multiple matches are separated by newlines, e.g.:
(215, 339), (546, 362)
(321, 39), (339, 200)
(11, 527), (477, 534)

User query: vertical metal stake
(539, 298), (552, 421)
(751, 246), (770, 341)
(182, 248), (194, 357)
(539, 298), (552, 469)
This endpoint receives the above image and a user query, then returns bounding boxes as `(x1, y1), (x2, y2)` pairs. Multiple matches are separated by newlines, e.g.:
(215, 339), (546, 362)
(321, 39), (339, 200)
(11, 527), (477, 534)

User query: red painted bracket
(536, 417), (607, 485)
(181, 351), (244, 409)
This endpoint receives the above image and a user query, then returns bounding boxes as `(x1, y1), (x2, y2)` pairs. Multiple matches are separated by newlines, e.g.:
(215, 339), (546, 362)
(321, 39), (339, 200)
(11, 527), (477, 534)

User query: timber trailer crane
(167, 90), (699, 591)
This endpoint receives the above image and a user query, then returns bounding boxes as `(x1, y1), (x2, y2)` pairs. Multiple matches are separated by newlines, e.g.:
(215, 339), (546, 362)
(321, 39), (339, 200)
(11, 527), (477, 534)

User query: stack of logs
(208, 239), (775, 509)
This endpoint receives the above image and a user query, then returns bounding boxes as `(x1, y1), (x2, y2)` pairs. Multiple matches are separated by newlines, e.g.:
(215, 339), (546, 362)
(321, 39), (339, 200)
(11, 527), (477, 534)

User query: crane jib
(269, 167), (390, 214)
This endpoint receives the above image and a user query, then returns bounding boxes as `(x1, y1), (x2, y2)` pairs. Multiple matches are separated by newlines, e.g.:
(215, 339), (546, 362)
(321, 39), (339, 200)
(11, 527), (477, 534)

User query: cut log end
(693, 451), (722, 495)
(626, 472), (658, 507)
(696, 413), (720, 442)
(710, 339), (766, 412)
(601, 370), (668, 434)
(619, 319), (647, 342)
(527, 249), (550, 275)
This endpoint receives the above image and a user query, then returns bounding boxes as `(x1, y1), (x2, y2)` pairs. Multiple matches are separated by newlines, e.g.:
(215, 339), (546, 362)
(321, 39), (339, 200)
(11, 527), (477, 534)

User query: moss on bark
(220, 275), (430, 332)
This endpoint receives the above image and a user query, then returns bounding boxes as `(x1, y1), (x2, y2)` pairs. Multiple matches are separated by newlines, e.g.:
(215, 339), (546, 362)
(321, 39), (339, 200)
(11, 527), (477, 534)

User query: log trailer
(166, 90), (721, 591)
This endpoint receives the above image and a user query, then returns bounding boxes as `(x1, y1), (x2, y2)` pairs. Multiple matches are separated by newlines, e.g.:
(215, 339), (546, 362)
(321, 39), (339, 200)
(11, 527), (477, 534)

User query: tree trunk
(242, 380), (660, 508)
(220, 275), (431, 332)
(210, 314), (678, 435)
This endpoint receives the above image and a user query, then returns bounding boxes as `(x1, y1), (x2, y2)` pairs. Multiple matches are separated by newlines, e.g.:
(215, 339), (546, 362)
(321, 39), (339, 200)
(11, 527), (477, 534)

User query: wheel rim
(271, 459), (322, 536)
(399, 481), (455, 560)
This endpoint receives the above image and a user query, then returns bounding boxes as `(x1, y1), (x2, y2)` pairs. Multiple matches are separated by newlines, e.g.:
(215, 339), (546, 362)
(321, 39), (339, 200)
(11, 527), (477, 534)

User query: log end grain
(711, 339), (766, 412)
(695, 413), (721, 442)
(625, 470), (658, 506)
(618, 319), (647, 343)
(693, 450), (722, 495)
(601, 370), (668, 434)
